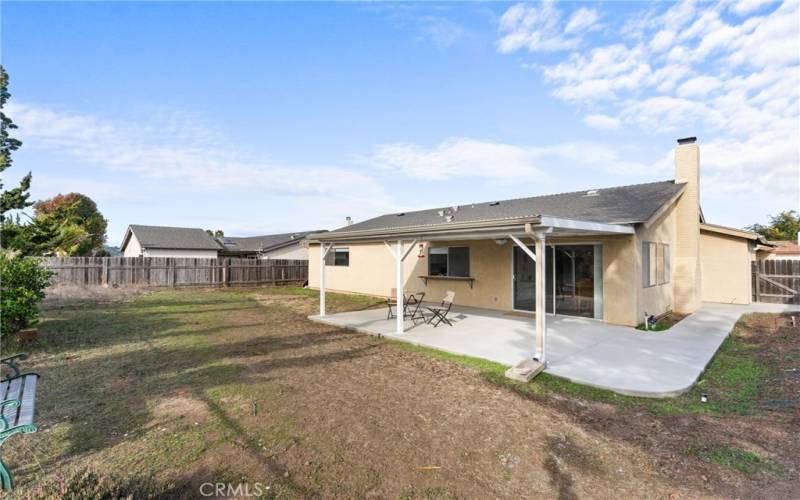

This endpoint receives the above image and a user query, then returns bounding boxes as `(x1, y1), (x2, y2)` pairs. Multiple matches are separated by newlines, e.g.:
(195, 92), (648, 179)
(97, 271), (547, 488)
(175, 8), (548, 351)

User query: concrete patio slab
(310, 302), (800, 398)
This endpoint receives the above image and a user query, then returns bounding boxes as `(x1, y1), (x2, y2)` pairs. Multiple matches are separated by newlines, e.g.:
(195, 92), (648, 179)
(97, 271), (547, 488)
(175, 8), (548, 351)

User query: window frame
(642, 241), (670, 287)
(325, 247), (350, 267)
(428, 246), (470, 277)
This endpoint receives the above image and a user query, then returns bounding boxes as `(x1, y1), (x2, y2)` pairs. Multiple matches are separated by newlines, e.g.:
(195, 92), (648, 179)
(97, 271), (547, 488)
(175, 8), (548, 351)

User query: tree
(33, 193), (108, 256)
(746, 210), (800, 241)
(206, 229), (224, 238)
(0, 65), (32, 221)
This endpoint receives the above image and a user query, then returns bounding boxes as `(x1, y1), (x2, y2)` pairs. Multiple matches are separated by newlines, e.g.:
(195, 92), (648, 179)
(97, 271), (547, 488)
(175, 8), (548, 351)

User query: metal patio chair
(425, 291), (455, 327)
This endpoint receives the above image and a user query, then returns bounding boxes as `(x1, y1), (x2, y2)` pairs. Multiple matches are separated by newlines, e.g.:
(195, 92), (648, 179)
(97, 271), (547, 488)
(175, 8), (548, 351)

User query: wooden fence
(43, 257), (309, 288)
(752, 259), (800, 304)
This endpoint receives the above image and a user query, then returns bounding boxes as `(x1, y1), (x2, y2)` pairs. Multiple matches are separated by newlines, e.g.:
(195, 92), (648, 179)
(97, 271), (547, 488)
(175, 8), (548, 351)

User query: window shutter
(642, 242), (650, 288)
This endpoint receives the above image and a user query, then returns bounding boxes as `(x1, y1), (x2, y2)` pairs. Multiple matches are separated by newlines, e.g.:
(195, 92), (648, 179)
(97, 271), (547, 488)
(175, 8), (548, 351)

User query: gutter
(309, 215), (634, 243)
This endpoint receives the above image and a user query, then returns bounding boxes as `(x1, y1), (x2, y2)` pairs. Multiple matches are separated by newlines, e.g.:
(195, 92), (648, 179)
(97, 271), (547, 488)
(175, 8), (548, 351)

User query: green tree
(746, 210), (800, 241)
(32, 193), (108, 256)
(206, 229), (224, 238)
(0, 65), (32, 221)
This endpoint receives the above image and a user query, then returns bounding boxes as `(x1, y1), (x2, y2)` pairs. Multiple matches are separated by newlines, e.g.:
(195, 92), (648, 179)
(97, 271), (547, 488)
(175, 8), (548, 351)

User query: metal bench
(0, 354), (39, 491)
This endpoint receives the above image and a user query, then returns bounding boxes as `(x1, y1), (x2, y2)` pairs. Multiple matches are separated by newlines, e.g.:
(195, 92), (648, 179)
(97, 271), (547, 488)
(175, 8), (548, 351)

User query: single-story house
(217, 230), (325, 259)
(121, 225), (222, 258)
(307, 137), (761, 360)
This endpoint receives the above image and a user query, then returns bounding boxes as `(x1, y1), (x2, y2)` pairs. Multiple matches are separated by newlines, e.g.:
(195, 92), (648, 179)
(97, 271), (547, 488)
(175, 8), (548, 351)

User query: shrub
(0, 252), (52, 338)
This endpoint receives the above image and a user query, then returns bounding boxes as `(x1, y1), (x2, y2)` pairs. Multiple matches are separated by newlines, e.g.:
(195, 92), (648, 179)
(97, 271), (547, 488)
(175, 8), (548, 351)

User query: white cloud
(497, 0), (800, 216)
(359, 138), (549, 182)
(7, 102), (396, 230)
(584, 114), (621, 130)
(358, 137), (655, 182)
(497, 1), (580, 53)
(420, 16), (464, 49)
(676, 75), (723, 98)
(730, 0), (776, 16)
(564, 8), (600, 35)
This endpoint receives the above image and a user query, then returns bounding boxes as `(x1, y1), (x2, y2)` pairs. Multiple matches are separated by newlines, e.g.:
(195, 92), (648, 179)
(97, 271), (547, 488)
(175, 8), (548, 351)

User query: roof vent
(489, 201), (500, 206)
(451, 205), (459, 212)
(585, 190), (599, 197)
(437, 210), (445, 217)
(677, 136), (697, 145)
(445, 215), (454, 222)
(396, 212), (405, 216)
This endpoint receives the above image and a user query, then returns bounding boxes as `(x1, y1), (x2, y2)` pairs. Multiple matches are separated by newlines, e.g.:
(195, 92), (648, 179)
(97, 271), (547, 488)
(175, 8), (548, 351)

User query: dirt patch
(43, 285), (150, 309)
(151, 392), (212, 424)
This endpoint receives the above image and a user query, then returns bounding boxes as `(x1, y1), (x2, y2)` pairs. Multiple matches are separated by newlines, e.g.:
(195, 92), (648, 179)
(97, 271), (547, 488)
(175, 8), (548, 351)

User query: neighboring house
(761, 240), (800, 260)
(217, 230), (325, 259)
(308, 137), (761, 328)
(121, 225), (222, 258)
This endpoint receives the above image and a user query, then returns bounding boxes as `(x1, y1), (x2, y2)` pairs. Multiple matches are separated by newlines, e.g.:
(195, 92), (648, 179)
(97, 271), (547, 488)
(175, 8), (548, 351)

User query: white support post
(319, 243), (333, 316)
(535, 233), (547, 363)
(396, 239), (404, 335)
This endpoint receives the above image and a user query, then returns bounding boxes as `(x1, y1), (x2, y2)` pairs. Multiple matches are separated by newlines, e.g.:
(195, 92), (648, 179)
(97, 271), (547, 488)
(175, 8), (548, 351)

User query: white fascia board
(537, 217), (635, 234)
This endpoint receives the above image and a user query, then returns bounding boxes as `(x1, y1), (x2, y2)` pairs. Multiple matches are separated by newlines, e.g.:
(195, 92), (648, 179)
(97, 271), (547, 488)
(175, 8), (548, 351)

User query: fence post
(101, 258), (109, 287)
(224, 259), (231, 287)
(754, 260), (761, 303)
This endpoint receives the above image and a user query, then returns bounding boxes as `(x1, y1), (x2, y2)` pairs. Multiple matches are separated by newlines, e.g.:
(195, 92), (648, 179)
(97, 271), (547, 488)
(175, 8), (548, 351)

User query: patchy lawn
(4, 289), (799, 498)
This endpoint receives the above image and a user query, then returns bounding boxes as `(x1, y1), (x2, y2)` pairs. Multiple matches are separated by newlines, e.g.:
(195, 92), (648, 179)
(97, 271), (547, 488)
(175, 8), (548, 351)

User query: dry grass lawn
(3, 288), (798, 499)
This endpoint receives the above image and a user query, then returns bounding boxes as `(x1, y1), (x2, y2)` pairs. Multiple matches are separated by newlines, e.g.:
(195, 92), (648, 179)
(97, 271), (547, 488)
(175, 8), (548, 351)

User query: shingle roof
(220, 230), (325, 252)
(330, 180), (685, 234)
(770, 241), (800, 254)
(127, 225), (222, 250)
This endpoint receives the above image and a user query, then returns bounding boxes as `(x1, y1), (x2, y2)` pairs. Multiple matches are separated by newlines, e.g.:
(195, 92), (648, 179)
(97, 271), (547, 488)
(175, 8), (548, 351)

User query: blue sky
(3, 1), (798, 245)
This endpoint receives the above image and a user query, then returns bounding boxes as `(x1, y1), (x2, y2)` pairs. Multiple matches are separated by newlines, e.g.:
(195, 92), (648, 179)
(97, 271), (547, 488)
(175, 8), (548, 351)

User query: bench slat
(2, 377), (22, 427)
(0, 380), (9, 400)
(17, 376), (37, 426)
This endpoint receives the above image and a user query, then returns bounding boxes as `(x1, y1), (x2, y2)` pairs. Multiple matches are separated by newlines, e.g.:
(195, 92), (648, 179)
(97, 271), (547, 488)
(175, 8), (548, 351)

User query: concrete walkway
(310, 302), (800, 398)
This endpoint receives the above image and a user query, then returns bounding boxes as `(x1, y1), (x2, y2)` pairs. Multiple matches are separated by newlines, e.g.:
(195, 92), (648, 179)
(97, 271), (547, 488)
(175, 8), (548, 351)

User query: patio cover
(309, 215), (635, 366)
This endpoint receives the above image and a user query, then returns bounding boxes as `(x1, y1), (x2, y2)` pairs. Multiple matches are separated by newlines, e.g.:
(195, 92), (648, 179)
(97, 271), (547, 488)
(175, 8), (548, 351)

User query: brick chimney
(673, 137), (702, 313)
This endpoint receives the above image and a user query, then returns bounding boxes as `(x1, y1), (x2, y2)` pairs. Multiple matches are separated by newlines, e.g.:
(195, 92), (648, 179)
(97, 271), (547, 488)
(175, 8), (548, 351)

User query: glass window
(642, 242), (670, 287)
(325, 247), (349, 267)
(649, 242), (658, 286)
(448, 247), (470, 277)
(656, 244), (665, 285)
(428, 246), (470, 277)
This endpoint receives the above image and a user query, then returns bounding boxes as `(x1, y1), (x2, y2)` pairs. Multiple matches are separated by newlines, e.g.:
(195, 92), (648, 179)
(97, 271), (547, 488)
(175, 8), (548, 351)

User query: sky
(2, 0), (798, 246)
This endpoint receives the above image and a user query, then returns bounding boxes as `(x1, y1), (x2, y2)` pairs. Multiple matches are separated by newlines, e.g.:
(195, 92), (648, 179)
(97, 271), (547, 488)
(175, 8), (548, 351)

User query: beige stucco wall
(261, 243), (309, 260)
(700, 230), (752, 304)
(309, 233), (643, 326)
(634, 202), (677, 323)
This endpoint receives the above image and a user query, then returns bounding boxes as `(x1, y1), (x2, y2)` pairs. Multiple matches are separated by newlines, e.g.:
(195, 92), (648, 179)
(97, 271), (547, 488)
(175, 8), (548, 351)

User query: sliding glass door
(512, 244), (602, 319)
(512, 246), (554, 313)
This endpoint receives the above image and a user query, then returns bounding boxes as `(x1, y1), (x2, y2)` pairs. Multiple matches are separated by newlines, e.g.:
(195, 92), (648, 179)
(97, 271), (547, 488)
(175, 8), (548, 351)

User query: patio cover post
(512, 228), (551, 363)
(396, 240), (404, 335)
(534, 233), (547, 363)
(383, 239), (418, 335)
(319, 243), (333, 316)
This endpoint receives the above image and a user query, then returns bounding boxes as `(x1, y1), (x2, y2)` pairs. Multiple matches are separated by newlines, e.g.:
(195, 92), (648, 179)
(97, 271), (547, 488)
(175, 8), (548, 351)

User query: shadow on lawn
(30, 291), (379, 492)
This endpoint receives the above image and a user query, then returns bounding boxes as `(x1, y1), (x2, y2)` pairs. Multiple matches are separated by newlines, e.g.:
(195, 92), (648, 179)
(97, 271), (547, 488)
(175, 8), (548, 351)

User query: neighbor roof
(769, 241), (800, 255)
(219, 230), (325, 253)
(125, 225), (222, 250)
(328, 180), (685, 235)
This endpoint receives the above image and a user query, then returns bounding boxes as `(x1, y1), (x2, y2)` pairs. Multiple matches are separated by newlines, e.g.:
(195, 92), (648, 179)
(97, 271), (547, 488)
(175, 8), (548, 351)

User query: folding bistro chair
(386, 288), (399, 319)
(426, 291), (455, 327)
